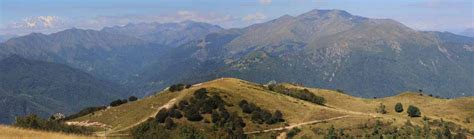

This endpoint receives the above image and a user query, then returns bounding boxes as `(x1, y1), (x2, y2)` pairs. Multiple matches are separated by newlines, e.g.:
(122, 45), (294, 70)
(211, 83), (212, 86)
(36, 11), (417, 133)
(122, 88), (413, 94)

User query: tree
(273, 110), (283, 122)
(109, 99), (127, 107)
(128, 96), (138, 102)
(194, 88), (208, 99)
(164, 117), (175, 129)
(169, 84), (185, 92)
(395, 103), (403, 113)
(155, 108), (169, 123)
(251, 111), (263, 124)
(169, 108), (183, 119)
(211, 110), (220, 124)
(178, 100), (189, 110)
(185, 106), (203, 121)
(376, 103), (387, 114)
(407, 105), (421, 117)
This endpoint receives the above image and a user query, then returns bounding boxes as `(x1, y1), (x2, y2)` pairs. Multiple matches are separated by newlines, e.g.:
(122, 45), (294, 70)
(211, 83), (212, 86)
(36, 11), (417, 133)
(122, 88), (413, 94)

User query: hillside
(0, 55), (124, 124)
(0, 125), (95, 139)
(68, 78), (474, 138)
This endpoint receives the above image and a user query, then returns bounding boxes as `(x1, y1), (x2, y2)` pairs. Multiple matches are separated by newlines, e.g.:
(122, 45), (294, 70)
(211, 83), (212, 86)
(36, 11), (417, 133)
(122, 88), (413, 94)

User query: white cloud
(259, 0), (272, 5)
(0, 11), (241, 35)
(0, 16), (71, 35)
(9, 16), (64, 29)
(242, 12), (267, 22)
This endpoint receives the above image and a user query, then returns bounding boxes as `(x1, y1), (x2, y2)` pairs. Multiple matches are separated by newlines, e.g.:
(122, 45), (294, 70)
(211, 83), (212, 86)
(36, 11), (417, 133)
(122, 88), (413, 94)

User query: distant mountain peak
(300, 9), (353, 18)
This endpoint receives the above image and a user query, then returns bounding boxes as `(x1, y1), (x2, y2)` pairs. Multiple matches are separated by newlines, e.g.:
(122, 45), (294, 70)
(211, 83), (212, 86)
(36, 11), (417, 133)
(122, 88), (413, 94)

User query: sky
(0, 0), (473, 35)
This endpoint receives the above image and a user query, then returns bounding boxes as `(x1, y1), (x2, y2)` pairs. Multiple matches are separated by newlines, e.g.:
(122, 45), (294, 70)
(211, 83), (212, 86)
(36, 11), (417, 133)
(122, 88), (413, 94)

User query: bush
(110, 99), (128, 107)
(185, 106), (203, 121)
(128, 96), (138, 102)
(178, 100), (189, 110)
(164, 117), (175, 129)
(169, 84), (186, 92)
(395, 103), (403, 113)
(287, 127), (301, 138)
(407, 105), (421, 117)
(63, 106), (106, 121)
(14, 114), (93, 135)
(155, 108), (169, 123)
(211, 110), (220, 124)
(169, 108), (183, 119)
(377, 103), (387, 114)
(194, 88), (208, 99)
(273, 110), (284, 122)
(269, 85), (325, 105)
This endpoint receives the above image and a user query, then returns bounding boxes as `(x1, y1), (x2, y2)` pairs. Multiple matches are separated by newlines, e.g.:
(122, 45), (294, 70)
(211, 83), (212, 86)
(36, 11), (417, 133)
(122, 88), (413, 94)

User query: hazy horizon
(1, 0), (473, 35)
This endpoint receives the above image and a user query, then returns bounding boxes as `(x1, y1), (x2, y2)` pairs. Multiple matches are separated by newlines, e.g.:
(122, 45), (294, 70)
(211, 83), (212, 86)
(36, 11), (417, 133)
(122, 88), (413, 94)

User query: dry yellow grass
(70, 78), (474, 137)
(283, 83), (474, 129)
(0, 125), (98, 139)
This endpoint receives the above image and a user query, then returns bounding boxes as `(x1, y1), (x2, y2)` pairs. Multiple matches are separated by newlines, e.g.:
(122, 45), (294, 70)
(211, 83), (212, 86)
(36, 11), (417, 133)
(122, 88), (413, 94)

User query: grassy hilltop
(67, 78), (474, 138)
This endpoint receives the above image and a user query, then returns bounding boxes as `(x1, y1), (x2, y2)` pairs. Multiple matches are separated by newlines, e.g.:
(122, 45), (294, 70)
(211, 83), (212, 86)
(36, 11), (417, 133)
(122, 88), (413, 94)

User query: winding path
(245, 115), (351, 134)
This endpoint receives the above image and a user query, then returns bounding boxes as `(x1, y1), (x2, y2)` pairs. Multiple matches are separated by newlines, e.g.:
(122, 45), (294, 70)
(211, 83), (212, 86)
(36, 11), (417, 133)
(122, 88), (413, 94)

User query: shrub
(155, 108), (169, 123)
(63, 106), (106, 121)
(325, 125), (336, 139)
(407, 105), (421, 117)
(377, 103), (387, 114)
(273, 110), (284, 122)
(194, 88), (208, 99)
(211, 110), (220, 124)
(128, 96), (138, 101)
(164, 117), (175, 129)
(169, 84), (186, 92)
(395, 103), (403, 113)
(185, 106), (203, 121)
(269, 85), (325, 105)
(14, 114), (93, 135)
(178, 100), (189, 110)
(287, 127), (302, 138)
(110, 99), (128, 107)
(169, 108), (183, 119)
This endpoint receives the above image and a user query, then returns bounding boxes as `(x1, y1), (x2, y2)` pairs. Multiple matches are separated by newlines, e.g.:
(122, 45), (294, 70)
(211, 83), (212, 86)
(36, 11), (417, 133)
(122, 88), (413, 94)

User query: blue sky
(0, 0), (472, 35)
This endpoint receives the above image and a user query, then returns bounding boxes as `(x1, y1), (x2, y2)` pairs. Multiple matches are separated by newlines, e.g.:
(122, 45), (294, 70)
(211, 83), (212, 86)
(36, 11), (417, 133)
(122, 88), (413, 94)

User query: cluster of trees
(393, 103), (421, 117)
(132, 88), (247, 138)
(109, 96), (139, 107)
(62, 106), (107, 121)
(154, 107), (182, 129)
(175, 88), (226, 121)
(239, 100), (284, 124)
(14, 114), (93, 135)
(268, 84), (325, 105)
(169, 83), (192, 92)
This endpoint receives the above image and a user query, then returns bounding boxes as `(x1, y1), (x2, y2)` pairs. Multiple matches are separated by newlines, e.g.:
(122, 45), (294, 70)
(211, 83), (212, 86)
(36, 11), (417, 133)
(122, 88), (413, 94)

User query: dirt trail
(245, 115), (351, 134)
(99, 98), (178, 136)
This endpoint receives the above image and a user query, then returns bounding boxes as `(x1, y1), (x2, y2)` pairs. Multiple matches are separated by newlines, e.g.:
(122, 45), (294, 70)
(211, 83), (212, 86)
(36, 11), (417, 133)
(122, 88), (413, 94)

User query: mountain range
(0, 9), (473, 102)
(0, 55), (124, 123)
(134, 9), (474, 97)
(460, 28), (474, 37)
